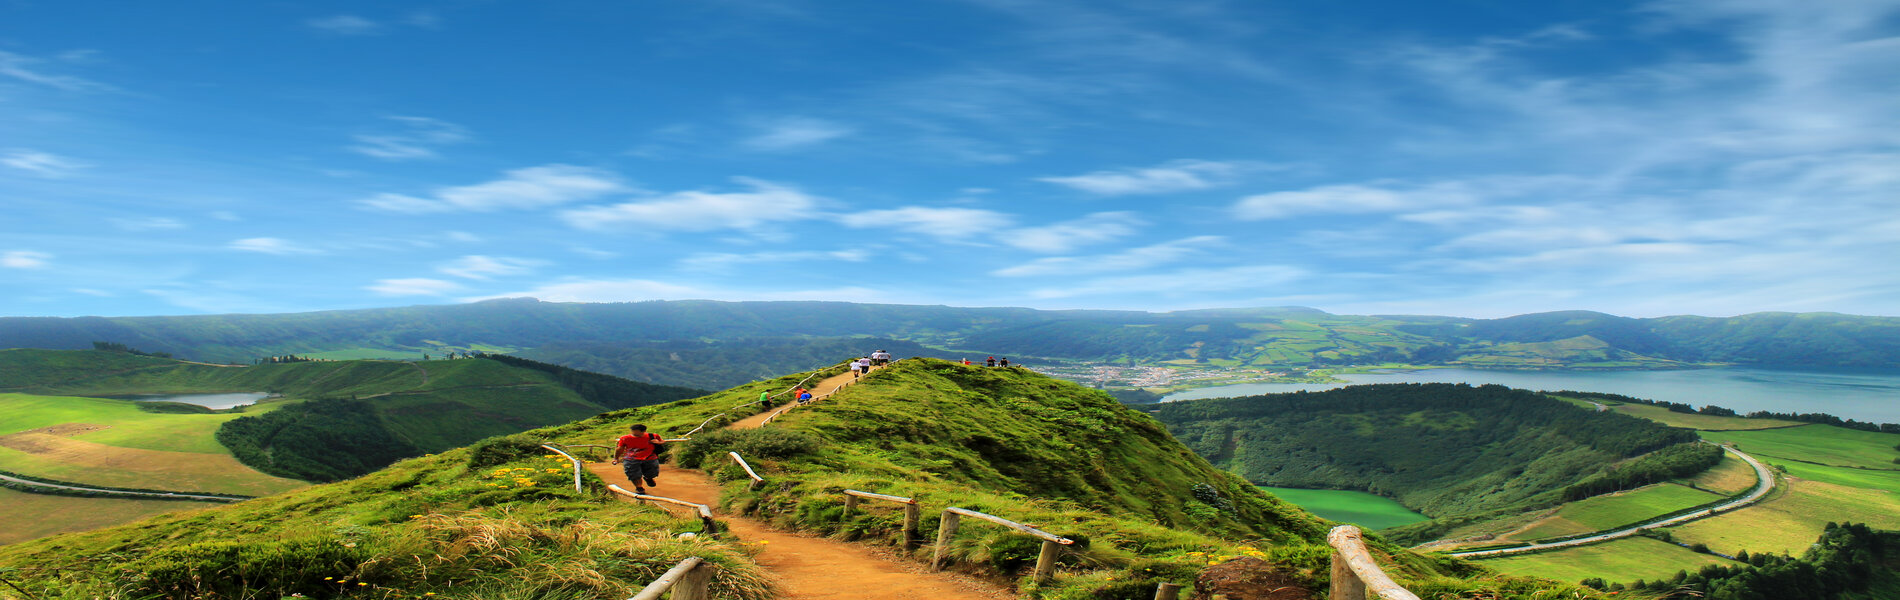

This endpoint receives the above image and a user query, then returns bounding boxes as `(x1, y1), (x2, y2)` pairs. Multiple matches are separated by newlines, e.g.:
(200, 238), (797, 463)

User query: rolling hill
(0, 358), (1594, 600)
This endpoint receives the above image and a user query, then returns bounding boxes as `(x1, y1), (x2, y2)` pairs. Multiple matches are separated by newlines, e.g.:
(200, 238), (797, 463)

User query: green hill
(0, 349), (704, 481)
(0, 359), (1595, 600)
(1153, 383), (1706, 544)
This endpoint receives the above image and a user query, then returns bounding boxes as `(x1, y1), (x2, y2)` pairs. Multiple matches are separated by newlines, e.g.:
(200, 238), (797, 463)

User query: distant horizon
(8, 296), (1895, 322)
(5, 2), (1895, 320)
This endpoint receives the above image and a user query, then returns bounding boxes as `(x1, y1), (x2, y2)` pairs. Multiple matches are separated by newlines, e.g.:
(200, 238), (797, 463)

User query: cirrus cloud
(559, 177), (819, 231)
(358, 164), (626, 214)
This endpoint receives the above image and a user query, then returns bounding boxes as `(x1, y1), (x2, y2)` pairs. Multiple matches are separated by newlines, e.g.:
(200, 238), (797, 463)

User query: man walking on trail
(986, 356), (996, 367)
(614, 424), (666, 494)
(872, 350), (891, 366)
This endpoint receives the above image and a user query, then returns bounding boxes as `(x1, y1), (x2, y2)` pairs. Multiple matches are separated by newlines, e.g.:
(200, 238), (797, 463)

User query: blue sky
(3, 0), (1896, 319)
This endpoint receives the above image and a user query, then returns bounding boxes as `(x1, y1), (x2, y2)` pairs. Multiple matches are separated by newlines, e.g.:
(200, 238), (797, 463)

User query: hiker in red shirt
(614, 424), (667, 494)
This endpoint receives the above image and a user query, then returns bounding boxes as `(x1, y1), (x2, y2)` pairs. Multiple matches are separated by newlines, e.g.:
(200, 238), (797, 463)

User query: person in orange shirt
(613, 424), (667, 494)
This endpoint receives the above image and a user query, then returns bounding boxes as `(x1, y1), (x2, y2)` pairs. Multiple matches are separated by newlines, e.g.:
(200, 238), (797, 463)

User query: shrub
(466, 433), (552, 470)
(134, 538), (370, 599)
(674, 428), (824, 469)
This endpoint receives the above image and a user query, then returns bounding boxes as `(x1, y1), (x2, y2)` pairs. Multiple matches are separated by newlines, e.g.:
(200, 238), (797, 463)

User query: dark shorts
(621, 459), (659, 486)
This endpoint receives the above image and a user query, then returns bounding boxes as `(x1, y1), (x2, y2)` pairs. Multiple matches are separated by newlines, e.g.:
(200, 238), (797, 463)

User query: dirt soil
(1192, 557), (1314, 600)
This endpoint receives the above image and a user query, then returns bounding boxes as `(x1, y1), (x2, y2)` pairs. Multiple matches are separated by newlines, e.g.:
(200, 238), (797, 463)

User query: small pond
(107, 392), (270, 409)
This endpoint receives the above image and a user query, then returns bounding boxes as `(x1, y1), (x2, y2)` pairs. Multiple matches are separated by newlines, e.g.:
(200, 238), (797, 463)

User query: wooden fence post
(931, 511), (962, 570)
(843, 494), (859, 515)
(673, 562), (713, 600)
(1154, 582), (1183, 600)
(1033, 539), (1062, 583)
(902, 503), (922, 550)
(1330, 548), (1366, 600)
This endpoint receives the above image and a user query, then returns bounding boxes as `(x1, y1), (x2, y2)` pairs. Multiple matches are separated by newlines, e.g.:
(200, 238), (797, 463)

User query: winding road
(1450, 445), (1774, 558)
(0, 472), (250, 502)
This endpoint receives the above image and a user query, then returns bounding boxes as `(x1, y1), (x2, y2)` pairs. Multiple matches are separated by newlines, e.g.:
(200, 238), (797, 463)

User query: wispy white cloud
(349, 116), (470, 160)
(1027, 264), (1306, 299)
(467, 278), (889, 304)
(2, 250), (51, 269)
(741, 117), (855, 151)
(358, 164), (625, 214)
(1235, 176), (1585, 220)
(994, 235), (1223, 277)
(366, 278), (464, 296)
(1038, 159), (1272, 195)
(679, 250), (865, 271)
(228, 237), (318, 255)
(109, 217), (186, 231)
(2, 150), (87, 178)
(307, 15), (383, 35)
(560, 177), (818, 231)
(438, 255), (541, 280)
(999, 211), (1144, 253)
(837, 206), (1014, 239)
(0, 50), (112, 92)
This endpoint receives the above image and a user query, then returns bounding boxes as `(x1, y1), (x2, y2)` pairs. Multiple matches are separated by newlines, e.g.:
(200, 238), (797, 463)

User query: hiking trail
(595, 363), (1013, 599)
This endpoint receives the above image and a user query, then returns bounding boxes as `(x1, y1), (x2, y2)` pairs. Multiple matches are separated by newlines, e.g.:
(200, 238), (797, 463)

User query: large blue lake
(1161, 368), (1900, 423)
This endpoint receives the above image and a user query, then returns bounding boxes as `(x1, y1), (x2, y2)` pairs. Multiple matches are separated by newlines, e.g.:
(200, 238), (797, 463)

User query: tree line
(1581, 522), (1897, 599)
(1555, 390), (1900, 433)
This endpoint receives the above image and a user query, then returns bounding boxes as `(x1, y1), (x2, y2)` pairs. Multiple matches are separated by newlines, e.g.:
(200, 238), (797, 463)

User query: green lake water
(1257, 486), (1429, 530)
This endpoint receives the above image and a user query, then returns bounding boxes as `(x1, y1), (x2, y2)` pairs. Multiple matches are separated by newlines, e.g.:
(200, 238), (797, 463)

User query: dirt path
(727, 366), (872, 429)
(588, 461), (1006, 600)
(597, 362), (1009, 599)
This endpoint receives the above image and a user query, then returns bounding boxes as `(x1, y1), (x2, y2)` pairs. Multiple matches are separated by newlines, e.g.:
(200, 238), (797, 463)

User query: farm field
(1699, 425), (1900, 469)
(1257, 486), (1429, 530)
(0, 393), (264, 454)
(1590, 400), (1804, 430)
(0, 488), (219, 546)
(0, 393), (308, 495)
(1684, 452), (1761, 495)
(1668, 469), (1900, 556)
(1481, 536), (1736, 584)
(1505, 482), (1722, 541)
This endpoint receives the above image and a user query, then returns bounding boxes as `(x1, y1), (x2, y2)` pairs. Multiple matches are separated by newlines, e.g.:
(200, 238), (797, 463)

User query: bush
(134, 538), (370, 599)
(465, 433), (552, 470)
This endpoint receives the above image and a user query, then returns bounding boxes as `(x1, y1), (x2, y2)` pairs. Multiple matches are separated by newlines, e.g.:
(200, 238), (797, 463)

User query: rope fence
(1326, 525), (1421, 600)
(539, 444), (585, 493)
(841, 489), (923, 550)
(608, 484), (720, 537)
(728, 451), (765, 490)
(628, 556), (711, 600)
(931, 506), (1073, 583)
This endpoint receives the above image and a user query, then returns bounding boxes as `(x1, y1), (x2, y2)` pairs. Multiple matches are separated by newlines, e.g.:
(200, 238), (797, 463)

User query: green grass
(1479, 532), (1736, 584)
(1507, 483), (1721, 541)
(1667, 471), (1900, 556)
(1577, 399), (1805, 430)
(300, 348), (424, 360)
(0, 488), (222, 546)
(0, 393), (248, 454)
(1256, 486), (1428, 530)
(1773, 459), (1900, 490)
(1700, 425), (1900, 470)
(1684, 452), (1760, 495)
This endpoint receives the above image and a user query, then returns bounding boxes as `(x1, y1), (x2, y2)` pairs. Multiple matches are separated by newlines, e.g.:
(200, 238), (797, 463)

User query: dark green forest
(1153, 383), (1703, 543)
(1585, 523), (1900, 600)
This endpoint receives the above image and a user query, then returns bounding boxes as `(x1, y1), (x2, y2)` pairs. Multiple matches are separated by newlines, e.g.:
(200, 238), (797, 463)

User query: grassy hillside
(0, 350), (703, 482)
(0, 358), (1595, 599)
(1154, 383), (1705, 544)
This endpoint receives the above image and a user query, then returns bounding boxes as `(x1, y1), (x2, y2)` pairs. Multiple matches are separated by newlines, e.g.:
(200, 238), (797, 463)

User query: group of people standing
(962, 356), (1012, 367)
(851, 349), (894, 378)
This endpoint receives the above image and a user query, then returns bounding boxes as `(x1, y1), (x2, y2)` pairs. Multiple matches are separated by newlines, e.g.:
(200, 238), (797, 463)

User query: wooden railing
(608, 484), (720, 537)
(931, 507), (1073, 583)
(629, 556), (711, 600)
(1327, 525), (1420, 600)
(728, 452), (765, 491)
(539, 444), (586, 493)
(840, 489), (922, 550)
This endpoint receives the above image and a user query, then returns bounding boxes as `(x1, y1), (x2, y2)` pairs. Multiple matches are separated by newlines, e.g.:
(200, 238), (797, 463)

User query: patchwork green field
(1483, 535), (1737, 584)
(1668, 474), (1900, 555)
(1684, 452), (1761, 495)
(1505, 482), (1722, 541)
(0, 488), (220, 546)
(0, 392), (273, 454)
(1700, 425), (1900, 470)
(1256, 486), (1430, 530)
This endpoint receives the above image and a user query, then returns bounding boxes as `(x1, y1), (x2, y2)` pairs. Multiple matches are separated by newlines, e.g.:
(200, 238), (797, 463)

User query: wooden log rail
(539, 444), (586, 493)
(840, 489), (923, 550)
(728, 452), (765, 490)
(608, 484), (721, 537)
(931, 507), (1073, 583)
(628, 556), (711, 600)
(1326, 525), (1420, 600)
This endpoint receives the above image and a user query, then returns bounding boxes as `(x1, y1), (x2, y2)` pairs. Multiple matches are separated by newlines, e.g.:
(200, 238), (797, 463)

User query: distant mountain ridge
(2, 300), (1896, 386)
